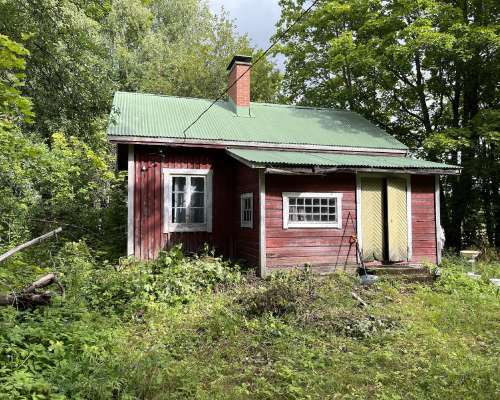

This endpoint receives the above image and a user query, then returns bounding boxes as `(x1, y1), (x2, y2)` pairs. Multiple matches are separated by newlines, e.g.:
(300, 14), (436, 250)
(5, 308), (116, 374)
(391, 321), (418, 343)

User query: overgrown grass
(1, 245), (499, 399)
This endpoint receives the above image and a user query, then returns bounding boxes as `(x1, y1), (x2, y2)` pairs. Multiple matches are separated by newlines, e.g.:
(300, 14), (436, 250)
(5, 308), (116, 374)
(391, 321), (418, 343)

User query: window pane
(191, 177), (205, 192)
(287, 195), (339, 225)
(191, 207), (205, 223)
(173, 177), (186, 192)
(173, 208), (186, 223)
(191, 192), (204, 207)
(173, 193), (185, 207)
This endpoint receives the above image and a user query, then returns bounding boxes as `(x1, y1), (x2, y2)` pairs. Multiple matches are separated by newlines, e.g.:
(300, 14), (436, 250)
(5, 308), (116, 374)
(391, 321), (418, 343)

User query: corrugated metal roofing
(107, 91), (408, 150)
(226, 148), (459, 170)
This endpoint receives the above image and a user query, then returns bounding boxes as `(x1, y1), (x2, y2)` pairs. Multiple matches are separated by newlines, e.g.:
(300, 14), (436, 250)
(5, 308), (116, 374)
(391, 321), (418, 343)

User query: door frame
(356, 173), (412, 262)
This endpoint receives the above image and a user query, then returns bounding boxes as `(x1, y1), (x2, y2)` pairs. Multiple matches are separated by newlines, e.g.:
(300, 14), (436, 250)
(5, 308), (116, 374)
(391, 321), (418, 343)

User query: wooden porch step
(361, 265), (435, 284)
(366, 266), (429, 276)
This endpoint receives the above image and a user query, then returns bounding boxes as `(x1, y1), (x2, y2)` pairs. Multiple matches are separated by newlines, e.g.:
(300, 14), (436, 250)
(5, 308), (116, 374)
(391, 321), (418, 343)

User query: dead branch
(0, 273), (65, 309)
(0, 227), (62, 263)
(351, 291), (367, 307)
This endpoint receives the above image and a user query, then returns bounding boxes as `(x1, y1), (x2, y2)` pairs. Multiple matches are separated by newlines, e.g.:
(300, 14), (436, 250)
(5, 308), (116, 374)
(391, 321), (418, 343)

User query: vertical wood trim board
(259, 169), (266, 277)
(435, 175), (442, 264)
(127, 144), (135, 256)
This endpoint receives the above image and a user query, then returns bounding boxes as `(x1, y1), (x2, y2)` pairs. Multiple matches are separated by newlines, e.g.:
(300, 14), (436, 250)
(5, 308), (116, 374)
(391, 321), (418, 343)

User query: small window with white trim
(240, 192), (253, 228)
(164, 169), (213, 232)
(282, 192), (342, 229)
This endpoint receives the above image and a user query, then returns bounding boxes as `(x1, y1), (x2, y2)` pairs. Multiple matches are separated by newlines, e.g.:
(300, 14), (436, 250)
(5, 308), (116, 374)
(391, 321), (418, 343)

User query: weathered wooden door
(386, 178), (408, 261)
(360, 176), (409, 262)
(360, 177), (385, 261)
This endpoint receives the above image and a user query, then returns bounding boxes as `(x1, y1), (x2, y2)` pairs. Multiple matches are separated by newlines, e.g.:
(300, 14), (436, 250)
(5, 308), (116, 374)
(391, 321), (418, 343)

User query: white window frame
(240, 192), (253, 228)
(282, 192), (342, 229)
(163, 168), (213, 233)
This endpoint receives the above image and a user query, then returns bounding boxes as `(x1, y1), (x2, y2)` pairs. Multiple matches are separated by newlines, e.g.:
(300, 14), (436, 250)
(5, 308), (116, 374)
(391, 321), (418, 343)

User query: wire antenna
(182, 0), (321, 137)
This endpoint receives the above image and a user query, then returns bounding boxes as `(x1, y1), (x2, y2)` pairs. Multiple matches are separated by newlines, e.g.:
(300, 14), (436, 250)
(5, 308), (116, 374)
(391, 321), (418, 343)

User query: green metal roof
(107, 91), (408, 151)
(226, 148), (459, 172)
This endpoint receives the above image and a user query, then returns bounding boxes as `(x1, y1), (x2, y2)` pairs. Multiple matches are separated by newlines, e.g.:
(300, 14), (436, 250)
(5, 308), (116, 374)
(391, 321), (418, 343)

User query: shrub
(59, 244), (242, 315)
(237, 268), (319, 317)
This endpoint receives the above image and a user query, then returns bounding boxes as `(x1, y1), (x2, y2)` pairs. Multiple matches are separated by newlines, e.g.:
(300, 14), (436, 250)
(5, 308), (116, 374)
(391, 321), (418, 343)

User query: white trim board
(127, 144), (135, 256)
(435, 175), (442, 264)
(162, 168), (213, 233)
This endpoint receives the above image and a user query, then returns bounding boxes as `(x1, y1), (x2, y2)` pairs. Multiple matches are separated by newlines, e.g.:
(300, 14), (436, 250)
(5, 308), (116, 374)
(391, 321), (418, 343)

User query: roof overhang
(226, 148), (461, 175)
(108, 135), (409, 155)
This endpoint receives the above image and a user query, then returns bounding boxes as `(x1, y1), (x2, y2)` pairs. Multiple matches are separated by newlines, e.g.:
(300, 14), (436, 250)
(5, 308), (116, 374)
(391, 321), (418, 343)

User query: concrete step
(366, 266), (429, 276)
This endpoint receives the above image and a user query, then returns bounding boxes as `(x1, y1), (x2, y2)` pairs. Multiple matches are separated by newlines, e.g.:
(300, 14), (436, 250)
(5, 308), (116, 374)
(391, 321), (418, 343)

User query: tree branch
(0, 227), (62, 263)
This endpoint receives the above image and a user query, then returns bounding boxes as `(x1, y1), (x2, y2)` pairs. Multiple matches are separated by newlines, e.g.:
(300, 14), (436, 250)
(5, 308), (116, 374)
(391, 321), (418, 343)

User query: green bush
(237, 268), (318, 317)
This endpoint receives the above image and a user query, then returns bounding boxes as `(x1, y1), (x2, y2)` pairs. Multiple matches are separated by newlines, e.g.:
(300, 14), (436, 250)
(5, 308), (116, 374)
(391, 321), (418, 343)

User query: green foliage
(0, 34), (33, 128)
(275, 0), (500, 248)
(0, 0), (281, 266)
(1, 254), (499, 399)
(55, 243), (241, 316)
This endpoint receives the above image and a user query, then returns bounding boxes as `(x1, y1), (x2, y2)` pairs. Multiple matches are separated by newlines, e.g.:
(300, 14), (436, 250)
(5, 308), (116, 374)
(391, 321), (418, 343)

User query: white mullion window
(282, 192), (342, 229)
(164, 168), (212, 233)
(240, 192), (253, 228)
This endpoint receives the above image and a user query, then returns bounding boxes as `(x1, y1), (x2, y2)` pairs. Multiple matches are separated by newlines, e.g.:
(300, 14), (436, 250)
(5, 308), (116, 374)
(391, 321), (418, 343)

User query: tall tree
(106, 0), (281, 101)
(275, 0), (499, 249)
(0, 0), (281, 143)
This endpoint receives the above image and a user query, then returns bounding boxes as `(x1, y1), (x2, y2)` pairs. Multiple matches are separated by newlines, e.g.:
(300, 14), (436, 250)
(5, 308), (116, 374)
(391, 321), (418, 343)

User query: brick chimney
(227, 55), (252, 116)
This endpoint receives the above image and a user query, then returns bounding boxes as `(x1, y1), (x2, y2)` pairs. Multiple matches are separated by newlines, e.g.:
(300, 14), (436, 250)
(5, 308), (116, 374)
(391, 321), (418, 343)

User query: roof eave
(107, 135), (409, 154)
(262, 166), (461, 175)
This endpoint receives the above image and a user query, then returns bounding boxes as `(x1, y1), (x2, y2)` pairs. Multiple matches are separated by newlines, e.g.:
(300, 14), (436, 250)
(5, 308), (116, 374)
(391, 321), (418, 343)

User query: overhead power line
(182, 0), (321, 137)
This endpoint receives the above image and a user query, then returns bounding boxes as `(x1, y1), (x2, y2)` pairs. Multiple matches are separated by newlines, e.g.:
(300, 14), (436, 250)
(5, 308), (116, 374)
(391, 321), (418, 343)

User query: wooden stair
(362, 265), (435, 284)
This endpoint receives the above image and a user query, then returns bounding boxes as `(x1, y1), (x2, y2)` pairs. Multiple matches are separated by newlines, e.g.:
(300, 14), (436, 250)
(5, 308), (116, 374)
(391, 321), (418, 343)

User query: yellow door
(361, 177), (385, 261)
(387, 178), (408, 261)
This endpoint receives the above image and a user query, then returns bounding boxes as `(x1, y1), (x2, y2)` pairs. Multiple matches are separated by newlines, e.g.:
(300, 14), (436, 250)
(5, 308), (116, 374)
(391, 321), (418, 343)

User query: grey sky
(208, 0), (281, 52)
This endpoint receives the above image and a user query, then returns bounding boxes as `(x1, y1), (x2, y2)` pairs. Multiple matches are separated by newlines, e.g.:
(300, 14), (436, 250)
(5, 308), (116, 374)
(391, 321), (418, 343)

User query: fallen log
(0, 273), (64, 309)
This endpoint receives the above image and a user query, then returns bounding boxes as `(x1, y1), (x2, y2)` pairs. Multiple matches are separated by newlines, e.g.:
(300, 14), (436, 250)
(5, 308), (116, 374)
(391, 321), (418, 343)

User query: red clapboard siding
(265, 173), (357, 268)
(134, 145), (237, 260)
(233, 163), (260, 266)
(411, 175), (437, 263)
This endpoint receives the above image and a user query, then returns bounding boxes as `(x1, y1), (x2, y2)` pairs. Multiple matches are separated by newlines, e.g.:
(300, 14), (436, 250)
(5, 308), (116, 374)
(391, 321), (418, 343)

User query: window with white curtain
(163, 169), (212, 232)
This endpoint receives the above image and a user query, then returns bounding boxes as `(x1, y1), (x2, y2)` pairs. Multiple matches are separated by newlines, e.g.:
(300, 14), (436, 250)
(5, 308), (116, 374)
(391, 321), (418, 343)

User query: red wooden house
(108, 55), (459, 276)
